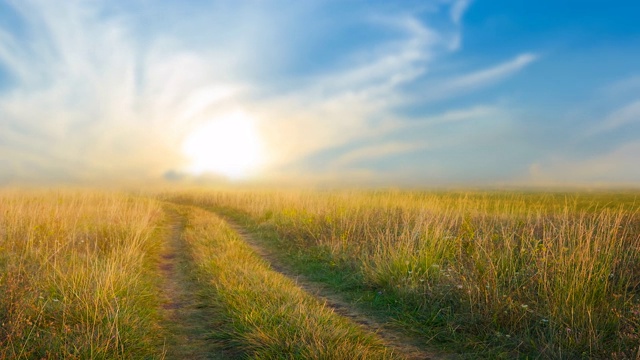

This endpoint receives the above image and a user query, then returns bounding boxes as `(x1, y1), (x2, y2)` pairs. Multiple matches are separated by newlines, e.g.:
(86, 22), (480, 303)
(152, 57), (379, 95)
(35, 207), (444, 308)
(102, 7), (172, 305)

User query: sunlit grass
(177, 204), (398, 359)
(175, 189), (640, 358)
(0, 190), (164, 359)
(5, 188), (638, 358)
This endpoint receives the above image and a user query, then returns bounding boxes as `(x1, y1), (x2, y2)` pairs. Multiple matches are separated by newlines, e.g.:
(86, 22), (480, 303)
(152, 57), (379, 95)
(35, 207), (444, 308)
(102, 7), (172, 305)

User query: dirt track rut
(219, 215), (448, 360)
(158, 211), (230, 359)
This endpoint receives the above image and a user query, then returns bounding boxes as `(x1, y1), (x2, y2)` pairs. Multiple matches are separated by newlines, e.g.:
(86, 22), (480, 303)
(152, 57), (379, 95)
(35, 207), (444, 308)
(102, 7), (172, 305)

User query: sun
(182, 111), (264, 179)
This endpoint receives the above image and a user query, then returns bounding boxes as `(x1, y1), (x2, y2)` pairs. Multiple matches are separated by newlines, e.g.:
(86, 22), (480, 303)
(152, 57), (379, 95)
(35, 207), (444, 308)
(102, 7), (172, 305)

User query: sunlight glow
(182, 111), (264, 179)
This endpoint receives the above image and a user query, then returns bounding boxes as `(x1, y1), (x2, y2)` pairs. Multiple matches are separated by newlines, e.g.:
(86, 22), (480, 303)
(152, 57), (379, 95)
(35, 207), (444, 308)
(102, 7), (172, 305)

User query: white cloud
(447, 53), (537, 91)
(586, 99), (640, 135)
(450, 0), (472, 25)
(416, 105), (501, 126)
(253, 12), (462, 171)
(412, 53), (538, 103)
(308, 14), (439, 99)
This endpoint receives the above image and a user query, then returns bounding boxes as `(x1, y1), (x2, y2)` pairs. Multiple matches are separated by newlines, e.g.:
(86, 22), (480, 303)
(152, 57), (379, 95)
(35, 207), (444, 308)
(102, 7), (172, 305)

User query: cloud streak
(414, 52), (538, 103)
(448, 53), (538, 89)
(450, 0), (472, 25)
(590, 100), (640, 134)
(333, 142), (429, 168)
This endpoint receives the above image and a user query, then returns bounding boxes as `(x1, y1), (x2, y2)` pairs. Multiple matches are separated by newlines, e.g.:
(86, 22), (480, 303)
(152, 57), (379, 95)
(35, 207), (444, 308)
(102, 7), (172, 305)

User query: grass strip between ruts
(178, 204), (400, 359)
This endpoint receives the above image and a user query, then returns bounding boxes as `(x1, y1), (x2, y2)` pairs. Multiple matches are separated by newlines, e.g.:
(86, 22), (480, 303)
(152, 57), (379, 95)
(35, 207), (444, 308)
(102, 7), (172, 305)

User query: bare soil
(157, 211), (233, 359)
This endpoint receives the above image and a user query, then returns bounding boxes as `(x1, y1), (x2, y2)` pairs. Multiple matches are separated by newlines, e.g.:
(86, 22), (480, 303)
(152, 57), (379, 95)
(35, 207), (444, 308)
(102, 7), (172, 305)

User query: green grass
(169, 189), (640, 359)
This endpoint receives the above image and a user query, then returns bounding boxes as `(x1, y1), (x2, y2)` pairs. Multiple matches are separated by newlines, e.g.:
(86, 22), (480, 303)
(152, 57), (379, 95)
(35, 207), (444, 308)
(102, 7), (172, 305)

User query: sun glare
(182, 111), (264, 179)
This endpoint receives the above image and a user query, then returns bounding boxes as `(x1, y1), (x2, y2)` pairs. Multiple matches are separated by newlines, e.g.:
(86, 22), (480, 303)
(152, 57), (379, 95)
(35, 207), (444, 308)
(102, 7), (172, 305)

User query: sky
(1, 0), (639, 187)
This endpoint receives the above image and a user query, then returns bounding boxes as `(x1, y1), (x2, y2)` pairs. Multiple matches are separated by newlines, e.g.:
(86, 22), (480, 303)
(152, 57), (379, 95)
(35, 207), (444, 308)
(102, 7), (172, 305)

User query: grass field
(0, 190), (164, 359)
(172, 190), (640, 359)
(175, 204), (398, 359)
(2, 188), (639, 358)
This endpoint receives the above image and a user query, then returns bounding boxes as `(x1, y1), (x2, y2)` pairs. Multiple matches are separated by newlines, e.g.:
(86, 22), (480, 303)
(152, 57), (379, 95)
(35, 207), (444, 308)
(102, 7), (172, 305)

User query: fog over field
(0, 0), (639, 187)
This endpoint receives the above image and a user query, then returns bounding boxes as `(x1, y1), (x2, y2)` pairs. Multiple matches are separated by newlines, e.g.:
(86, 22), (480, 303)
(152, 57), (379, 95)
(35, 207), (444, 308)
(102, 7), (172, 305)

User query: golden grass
(176, 189), (640, 358)
(178, 204), (399, 359)
(5, 188), (638, 358)
(0, 190), (164, 359)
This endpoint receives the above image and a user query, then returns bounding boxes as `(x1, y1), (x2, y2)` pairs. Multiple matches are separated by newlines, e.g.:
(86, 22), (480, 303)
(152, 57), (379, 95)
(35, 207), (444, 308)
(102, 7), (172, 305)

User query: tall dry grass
(0, 190), (164, 359)
(178, 190), (640, 358)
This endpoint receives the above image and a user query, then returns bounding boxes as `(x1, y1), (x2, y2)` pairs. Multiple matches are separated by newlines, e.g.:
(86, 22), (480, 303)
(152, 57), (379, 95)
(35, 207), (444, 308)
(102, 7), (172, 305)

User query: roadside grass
(176, 204), (400, 359)
(171, 190), (640, 359)
(0, 190), (165, 359)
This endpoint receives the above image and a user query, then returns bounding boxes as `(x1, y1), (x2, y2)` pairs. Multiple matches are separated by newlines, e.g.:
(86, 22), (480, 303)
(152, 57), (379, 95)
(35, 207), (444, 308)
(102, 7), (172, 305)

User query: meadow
(174, 190), (640, 359)
(1, 188), (639, 358)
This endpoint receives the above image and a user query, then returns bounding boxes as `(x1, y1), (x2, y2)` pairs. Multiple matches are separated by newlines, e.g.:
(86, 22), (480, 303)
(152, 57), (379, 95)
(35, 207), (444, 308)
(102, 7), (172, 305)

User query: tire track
(217, 214), (451, 360)
(157, 210), (233, 359)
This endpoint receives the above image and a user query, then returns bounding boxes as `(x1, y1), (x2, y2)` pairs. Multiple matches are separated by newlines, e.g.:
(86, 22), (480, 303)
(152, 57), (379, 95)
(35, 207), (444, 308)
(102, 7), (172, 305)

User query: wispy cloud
(450, 0), (472, 25)
(333, 142), (428, 168)
(587, 99), (640, 135)
(253, 10), (465, 172)
(449, 53), (538, 88)
(318, 17), (433, 93)
(253, 18), (539, 175)
(413, 105), (501, 127)
(0, 0), (548, 185)
(416, 53), (538, 102)
(577, 100), (640, 141)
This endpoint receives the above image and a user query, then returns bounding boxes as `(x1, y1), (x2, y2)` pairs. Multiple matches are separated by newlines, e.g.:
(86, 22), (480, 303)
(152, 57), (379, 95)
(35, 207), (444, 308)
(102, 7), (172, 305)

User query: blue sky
(0, 0), (639, 186)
